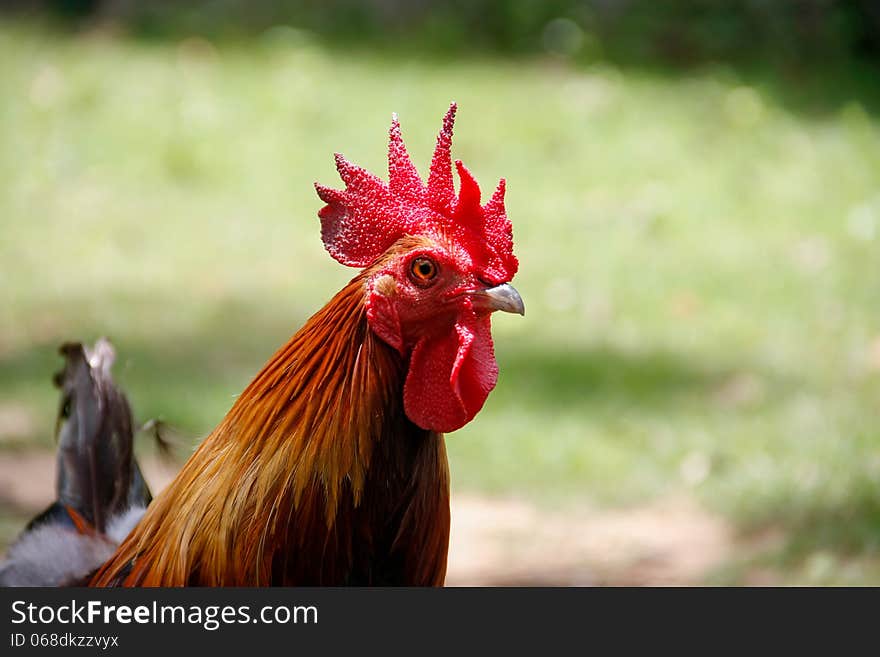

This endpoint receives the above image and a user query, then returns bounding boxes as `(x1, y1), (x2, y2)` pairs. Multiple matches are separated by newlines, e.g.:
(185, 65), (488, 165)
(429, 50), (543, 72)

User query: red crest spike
(315, 104), (518, 282)
(388, 114), (425, 204)
(453, 160), (482, 225)
(426, 103), (457, 215)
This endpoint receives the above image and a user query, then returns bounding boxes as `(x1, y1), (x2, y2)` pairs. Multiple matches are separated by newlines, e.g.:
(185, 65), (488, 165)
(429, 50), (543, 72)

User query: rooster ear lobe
(366, 280), (405, 354)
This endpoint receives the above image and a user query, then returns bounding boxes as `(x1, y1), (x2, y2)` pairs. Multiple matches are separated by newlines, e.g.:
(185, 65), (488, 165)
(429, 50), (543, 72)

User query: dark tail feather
(0, 338), (163, 587)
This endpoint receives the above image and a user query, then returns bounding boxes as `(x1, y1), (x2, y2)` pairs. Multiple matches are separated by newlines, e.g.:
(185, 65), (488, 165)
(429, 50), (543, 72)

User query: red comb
(315, 103), (517, 284)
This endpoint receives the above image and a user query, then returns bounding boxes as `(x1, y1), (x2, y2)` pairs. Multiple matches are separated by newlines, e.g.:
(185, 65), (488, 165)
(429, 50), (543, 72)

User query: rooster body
(94, 261), (450, 585)
(91, 105), (521, 586)
(0, 339), (152, 586)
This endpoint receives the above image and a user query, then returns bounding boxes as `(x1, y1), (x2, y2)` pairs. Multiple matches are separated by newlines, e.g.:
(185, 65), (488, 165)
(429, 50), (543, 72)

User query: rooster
(0, 339), (153, 586)
(91, 104), (523, 586)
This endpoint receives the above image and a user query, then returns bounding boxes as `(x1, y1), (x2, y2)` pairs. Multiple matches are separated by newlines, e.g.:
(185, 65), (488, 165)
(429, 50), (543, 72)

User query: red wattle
(403, 311), (498, 433)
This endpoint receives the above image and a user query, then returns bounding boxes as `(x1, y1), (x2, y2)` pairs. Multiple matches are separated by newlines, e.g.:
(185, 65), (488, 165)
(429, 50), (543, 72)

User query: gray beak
(474, 283), (525, 316)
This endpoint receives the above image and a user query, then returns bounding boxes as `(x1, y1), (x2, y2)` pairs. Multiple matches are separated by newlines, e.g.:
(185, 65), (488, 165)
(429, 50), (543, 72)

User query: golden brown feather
(91, 239), (450, 586)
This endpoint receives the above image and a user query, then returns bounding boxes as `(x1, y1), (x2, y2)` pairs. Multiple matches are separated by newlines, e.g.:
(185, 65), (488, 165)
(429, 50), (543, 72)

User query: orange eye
(409, 257), (438, 285)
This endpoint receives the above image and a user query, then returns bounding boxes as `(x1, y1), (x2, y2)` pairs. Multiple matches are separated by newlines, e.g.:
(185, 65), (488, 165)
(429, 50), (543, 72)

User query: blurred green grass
(0, 20), (879, 584)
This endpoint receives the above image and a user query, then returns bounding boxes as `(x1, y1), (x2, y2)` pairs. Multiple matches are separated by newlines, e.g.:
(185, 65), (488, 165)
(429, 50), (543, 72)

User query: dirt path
(448, 493), (731, 585)
(0, 451), (733, 585)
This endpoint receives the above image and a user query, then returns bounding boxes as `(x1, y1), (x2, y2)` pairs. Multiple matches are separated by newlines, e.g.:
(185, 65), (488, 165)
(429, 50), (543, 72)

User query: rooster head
(315, 103), (522, 433)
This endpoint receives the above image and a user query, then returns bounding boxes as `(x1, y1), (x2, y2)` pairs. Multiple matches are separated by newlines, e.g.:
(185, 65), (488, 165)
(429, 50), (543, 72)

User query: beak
(472, 283), (525, 316)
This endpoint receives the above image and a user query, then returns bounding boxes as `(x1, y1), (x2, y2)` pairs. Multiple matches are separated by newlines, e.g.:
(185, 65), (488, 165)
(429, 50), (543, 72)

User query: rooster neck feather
(91, 260), (450, 586)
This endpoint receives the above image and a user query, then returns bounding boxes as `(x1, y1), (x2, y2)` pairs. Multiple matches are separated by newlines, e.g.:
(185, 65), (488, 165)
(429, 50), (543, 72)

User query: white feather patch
(105, 506), (147, 544)
(0, 506), (147, 587)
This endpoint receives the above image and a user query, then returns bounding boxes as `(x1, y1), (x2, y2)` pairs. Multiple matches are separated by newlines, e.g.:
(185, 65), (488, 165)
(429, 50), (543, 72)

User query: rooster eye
(409, 257), (438, 285)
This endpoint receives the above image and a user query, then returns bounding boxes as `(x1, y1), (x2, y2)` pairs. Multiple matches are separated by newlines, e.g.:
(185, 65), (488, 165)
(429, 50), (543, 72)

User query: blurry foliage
(10, 0), (880, 66)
